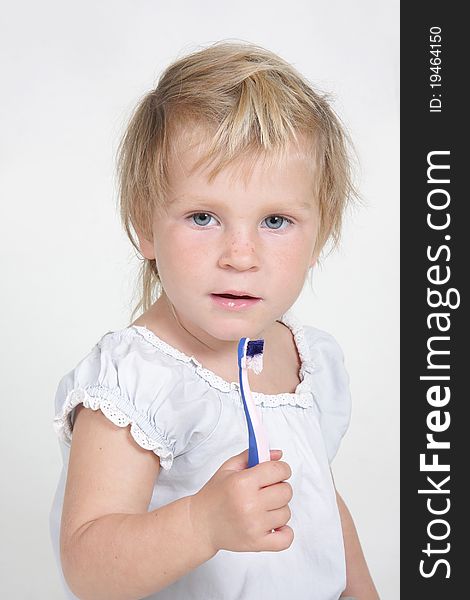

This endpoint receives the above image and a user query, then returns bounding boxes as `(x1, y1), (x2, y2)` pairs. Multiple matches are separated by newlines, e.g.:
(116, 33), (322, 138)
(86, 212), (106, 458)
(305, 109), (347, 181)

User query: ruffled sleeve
(303, 326), (352, 464)
(52, 328), (221, 471)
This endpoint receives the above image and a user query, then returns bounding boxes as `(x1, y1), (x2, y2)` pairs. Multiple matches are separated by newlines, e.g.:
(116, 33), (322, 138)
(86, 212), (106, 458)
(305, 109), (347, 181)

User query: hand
(189, 448), (294, 554)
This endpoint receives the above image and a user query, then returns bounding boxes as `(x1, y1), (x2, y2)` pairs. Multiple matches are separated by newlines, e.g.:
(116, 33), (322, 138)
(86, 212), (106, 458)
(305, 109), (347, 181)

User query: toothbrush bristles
(246, 339), (264, 357)
(245, 339), (264, 374)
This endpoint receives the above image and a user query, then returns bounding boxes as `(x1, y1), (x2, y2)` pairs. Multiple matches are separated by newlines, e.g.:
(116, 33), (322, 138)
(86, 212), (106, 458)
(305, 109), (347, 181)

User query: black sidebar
(401, 4), (467, 598)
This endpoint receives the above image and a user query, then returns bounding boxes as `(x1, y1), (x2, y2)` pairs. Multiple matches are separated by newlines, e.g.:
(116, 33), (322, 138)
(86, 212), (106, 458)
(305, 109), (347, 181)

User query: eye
(262, 215), (293, 230)
(190, 213), (217, 227)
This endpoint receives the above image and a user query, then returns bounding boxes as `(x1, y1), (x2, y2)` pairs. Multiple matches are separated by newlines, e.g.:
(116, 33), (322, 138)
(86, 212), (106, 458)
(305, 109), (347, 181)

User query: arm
(335, 488), (380, 600)
(60, 405), (217, 600)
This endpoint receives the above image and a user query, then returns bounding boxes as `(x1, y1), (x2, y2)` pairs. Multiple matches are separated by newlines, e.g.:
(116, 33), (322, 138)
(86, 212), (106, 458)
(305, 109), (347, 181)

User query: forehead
(166, 124), (317, 196)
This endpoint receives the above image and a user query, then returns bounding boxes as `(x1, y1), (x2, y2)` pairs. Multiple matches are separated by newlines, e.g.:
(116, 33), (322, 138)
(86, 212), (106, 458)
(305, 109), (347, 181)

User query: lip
(212, 290), (261, 299)
(210, 293), (262, 311)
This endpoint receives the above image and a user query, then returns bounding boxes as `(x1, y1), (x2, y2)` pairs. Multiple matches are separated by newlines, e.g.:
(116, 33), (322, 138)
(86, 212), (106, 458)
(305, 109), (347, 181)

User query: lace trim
(129, 309), (315, 408)
(52, 387), (175, 470)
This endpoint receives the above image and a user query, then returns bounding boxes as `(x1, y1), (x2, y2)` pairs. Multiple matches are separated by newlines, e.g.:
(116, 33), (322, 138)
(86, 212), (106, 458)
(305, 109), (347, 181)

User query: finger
(264, 505), (292, 532)
(259, 481), (293, 510)
(261, 525), (294, 552)
(221, 449), (249, 471)
(254, 460), (292, 489)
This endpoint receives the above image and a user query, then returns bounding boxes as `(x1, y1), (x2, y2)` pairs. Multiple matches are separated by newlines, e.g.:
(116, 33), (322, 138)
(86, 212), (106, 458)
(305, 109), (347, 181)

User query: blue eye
(188, 213), (292, 229)
(191, 213), (215, 227)
(263, 216), (292, 230)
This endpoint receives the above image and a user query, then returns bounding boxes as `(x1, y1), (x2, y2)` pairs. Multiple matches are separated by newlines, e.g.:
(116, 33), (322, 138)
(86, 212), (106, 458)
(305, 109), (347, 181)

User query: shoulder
(300, 324), (348, 374)
(302, 324), (344, 350)
(55, 327), (202, 407)
(74, 325), (211, 393)
(52, 326), (221, 470)
(301, 323), (349, 388)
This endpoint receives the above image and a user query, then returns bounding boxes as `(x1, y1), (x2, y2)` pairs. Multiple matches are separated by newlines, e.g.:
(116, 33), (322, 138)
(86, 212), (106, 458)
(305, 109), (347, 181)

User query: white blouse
(50, 310), (351, 600)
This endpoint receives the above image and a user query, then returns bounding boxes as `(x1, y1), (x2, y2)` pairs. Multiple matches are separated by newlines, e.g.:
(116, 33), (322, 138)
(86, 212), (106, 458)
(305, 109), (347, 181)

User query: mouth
(211, 290), (261, 300)
(210, 291), (262, 311)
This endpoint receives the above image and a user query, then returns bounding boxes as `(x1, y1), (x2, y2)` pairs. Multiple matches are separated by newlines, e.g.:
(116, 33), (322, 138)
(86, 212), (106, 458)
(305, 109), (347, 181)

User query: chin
(208, 315), (266, 341)
(207, 323), (246, 342)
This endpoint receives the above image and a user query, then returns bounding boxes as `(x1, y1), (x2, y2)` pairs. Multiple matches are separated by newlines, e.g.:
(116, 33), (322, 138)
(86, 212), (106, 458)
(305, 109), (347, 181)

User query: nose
(218, 229), (260, 271)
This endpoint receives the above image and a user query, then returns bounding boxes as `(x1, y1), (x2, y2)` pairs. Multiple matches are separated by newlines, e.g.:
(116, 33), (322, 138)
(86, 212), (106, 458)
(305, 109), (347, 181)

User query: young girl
(50, 41), (379, 600)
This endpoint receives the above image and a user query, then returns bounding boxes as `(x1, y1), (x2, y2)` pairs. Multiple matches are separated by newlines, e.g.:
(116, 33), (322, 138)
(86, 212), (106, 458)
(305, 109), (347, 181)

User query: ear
(309, 248), (319, 269)
(135, 227), (156, 260)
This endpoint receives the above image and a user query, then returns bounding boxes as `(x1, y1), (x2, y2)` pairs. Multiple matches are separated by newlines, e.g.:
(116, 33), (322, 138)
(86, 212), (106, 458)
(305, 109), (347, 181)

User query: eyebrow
(170, 195), (314, 211)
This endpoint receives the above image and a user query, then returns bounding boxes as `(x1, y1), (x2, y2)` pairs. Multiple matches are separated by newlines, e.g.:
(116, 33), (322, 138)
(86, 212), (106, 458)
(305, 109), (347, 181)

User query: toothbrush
(237, 337), (271, 468)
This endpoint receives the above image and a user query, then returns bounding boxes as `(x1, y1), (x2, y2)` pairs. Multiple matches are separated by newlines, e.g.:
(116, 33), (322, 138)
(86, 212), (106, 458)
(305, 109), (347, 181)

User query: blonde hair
(117, 40), (358, 322)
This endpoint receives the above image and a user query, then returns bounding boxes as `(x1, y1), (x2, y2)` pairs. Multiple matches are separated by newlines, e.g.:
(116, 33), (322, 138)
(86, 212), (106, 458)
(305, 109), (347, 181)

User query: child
(50, 41), (379, 600)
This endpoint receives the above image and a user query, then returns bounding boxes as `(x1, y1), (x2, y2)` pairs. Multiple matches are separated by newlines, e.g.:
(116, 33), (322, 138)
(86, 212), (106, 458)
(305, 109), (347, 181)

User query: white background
(0, 1), (399, 598)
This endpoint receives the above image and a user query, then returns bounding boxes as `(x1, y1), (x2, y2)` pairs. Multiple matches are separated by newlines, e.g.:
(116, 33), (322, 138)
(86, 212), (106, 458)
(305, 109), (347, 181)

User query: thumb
(221, 448), (250, 471)
(222, 448), (283, 471)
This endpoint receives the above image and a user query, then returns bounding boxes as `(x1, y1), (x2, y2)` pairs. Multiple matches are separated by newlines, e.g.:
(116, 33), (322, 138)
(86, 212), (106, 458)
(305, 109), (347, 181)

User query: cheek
(155, 228), (210, 280)
(174, 230), (213, 264)
(266, 237), (312, 276)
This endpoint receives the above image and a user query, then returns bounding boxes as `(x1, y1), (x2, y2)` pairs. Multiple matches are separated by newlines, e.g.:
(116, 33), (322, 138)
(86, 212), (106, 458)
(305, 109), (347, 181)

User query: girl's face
(139, 135), (320, 345)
